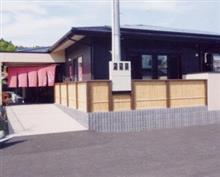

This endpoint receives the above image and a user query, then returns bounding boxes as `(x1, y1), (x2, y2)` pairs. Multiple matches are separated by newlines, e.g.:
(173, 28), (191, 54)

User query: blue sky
(1, 0), (220, 47)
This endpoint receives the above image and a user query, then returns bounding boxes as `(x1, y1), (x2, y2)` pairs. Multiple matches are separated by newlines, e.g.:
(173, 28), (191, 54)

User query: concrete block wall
(56, 105), (220, 133)
(88, 107), (220, 132)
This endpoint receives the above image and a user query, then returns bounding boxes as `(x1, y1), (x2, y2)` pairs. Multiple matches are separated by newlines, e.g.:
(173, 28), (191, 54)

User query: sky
(1, 0), (220, 47)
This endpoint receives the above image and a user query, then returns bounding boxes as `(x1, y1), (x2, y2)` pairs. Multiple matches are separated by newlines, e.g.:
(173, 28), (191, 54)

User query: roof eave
(48, 29), (74, 52)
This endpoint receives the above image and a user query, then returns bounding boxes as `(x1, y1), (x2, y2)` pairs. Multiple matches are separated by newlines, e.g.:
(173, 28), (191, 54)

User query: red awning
(7, 68), (17, 88)
(27, 67), (38, 87)
(7, 65), (57, 88)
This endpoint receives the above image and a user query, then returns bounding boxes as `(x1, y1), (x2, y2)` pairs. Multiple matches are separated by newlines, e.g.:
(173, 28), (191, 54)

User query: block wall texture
(56, 105), (220, 132)
(88, 107), (220, 132)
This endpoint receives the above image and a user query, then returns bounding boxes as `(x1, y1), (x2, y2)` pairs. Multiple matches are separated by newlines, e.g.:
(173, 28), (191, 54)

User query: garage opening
(3, 64), (64, 104)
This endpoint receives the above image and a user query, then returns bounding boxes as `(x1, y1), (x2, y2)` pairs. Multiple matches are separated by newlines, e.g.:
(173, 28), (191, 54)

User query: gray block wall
(55, 104), (220, 133)
(88, 107), (220, 132)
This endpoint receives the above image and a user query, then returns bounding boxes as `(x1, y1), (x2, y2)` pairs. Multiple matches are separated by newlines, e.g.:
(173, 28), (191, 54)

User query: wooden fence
(55, 80), (207, 112)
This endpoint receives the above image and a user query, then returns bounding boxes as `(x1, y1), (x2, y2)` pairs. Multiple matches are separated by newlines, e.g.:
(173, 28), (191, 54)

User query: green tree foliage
(0, 39), (16, 52)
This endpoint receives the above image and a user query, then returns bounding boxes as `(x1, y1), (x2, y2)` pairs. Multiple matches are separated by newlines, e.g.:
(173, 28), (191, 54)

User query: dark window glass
(119, 63), (123, 70)
(157, 55), (167, 79)
(213, 54), (220, 72)
(125, 63), (129, 70)
(142, 55), (152, 79)
(113, 63), (118, 70)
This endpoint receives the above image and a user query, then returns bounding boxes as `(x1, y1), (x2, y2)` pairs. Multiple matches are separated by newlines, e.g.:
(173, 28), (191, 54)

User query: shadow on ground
(0, 139), (27, 149)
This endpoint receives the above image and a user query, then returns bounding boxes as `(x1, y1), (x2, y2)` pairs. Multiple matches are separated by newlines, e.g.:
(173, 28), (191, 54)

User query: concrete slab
(6, 104), (87, 136)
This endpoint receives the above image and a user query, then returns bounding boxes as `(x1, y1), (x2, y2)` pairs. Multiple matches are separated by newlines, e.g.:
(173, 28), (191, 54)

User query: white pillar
(112, 0), (121, 62)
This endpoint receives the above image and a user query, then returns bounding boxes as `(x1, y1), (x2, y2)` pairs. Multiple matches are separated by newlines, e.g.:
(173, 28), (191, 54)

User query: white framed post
(109, 0), (131, 91)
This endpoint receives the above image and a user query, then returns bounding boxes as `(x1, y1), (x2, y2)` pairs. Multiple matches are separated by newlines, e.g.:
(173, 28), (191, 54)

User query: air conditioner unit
(109, 61), (131, 91)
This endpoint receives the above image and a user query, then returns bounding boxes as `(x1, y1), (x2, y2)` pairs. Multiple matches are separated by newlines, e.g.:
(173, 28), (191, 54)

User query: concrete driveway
(6, 104), (87, 136)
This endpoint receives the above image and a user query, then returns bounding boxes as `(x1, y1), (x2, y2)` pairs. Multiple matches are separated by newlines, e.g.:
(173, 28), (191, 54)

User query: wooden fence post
(59, 83), (61, 105)
(205, 80), (208, 106)
(66, 82), (69, 107)
(108, 81), (113, 111)
(166, 80), (171, 108)
(131, 81), (136, 110)
(86, 82), (91, 112)
(53, 84), (56, 104)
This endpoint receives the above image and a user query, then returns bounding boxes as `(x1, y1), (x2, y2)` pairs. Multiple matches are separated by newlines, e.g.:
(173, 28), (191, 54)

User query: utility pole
(112, 0), (121, 62)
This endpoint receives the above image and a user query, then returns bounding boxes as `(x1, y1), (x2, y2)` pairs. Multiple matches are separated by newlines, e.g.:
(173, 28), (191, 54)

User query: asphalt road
(1, 124), (220, 177)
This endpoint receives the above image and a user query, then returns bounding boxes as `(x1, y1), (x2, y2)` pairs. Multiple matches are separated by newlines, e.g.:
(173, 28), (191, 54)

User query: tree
(0, 39), (16, 52)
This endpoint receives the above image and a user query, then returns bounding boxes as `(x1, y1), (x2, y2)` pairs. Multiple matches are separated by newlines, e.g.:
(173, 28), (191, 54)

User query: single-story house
(1, 25), (220, 104)
(2, 25), (220, 132)
(55, 25), (220, 81)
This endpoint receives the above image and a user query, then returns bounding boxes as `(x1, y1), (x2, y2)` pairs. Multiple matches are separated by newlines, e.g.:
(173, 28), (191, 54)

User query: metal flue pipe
(112, 0), (121, 62)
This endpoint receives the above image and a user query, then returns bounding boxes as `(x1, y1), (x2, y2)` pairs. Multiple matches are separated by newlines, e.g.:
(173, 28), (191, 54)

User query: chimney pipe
(112, 0), (121, 62)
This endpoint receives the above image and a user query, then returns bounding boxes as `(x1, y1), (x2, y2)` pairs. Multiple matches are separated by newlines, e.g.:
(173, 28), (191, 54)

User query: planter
(0, 130), (5, 139)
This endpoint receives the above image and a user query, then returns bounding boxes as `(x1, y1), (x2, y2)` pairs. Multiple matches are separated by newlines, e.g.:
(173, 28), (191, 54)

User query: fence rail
(55, 79), (207, 113)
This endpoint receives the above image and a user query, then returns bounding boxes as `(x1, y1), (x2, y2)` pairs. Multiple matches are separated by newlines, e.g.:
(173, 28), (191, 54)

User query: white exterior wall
(0, 51), (65, 63)
(184, 73), (220, 111)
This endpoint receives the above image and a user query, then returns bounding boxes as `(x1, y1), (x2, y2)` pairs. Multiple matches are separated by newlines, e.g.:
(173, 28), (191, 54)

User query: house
(2, 25), (220, 132)
(52, 25), (220, 81)
(1, 25), (220, 104)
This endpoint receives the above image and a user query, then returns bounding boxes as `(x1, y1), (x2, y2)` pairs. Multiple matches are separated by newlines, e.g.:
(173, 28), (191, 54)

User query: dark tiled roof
(72, 25), (220, 36)
(50, 25), (220, 52)
(16, 47), (50, 53)
(122, 25), (220, 36)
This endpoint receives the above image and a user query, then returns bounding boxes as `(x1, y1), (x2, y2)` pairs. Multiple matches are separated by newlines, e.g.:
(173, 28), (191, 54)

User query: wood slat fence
(54, 80), (207, 112)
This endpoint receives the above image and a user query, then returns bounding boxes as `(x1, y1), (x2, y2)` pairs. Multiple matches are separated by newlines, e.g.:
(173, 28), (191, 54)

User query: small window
(125, 63), (129, 70)
(113, 63), (118, 70)
(119, 63), (123, 70)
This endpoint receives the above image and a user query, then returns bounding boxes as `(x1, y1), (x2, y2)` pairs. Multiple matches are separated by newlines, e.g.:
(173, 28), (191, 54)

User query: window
(77, 56), (83, 81)
(119, 63), (123, 70)
(113, 63), (118, 70)
(157, 55), (167, 79)
(125, 63), (129, 70)
(213, 54), (220, 72)
(142, 55), (153, 79)
(142, 55), (152, 69)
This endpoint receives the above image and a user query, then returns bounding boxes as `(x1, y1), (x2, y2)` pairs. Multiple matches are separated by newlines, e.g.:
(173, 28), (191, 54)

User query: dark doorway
(168, 54), (182, 79)
(130, 55), (142, 79)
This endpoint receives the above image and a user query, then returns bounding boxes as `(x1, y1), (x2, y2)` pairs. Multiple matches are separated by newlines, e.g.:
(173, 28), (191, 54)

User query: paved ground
(1, 124), (220, 177)
(6, 104), (87, 136)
